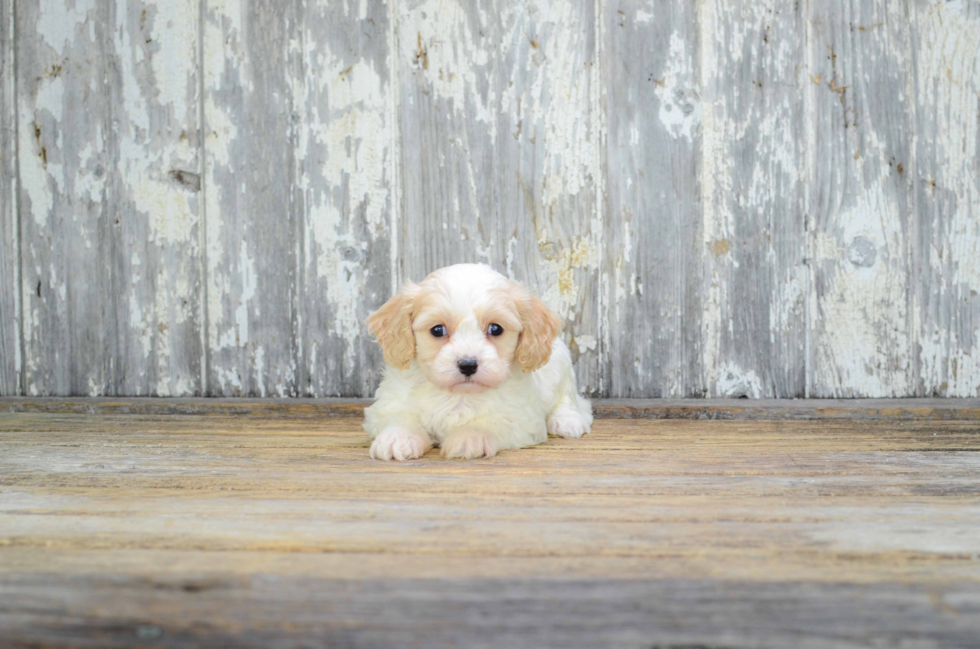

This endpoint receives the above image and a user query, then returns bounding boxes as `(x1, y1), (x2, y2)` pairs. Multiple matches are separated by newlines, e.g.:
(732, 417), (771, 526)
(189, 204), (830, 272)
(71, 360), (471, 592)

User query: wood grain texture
(701, 0), (807, 398)
(1, 411), (979, 646)
(398, 0), (602, 394)
(806, 0), (915, 397)
(17, 0), (202, 397)
(2, 574), (979, 649)
(204, 0), (392, 398)
(0, 0), (17, 395)
(3, 1), (980, 399)
(910, 1), (980, 397)
(296, 0), (392, 398)
(203, 0), (301, 397)
(17, 0), (112, 396)
(603, 0), (703, 398)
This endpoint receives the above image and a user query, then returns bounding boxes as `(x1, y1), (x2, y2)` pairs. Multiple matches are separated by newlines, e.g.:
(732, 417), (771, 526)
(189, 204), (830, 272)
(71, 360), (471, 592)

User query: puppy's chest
(417, 389), (541, 440)
(418, 397), (487, 439)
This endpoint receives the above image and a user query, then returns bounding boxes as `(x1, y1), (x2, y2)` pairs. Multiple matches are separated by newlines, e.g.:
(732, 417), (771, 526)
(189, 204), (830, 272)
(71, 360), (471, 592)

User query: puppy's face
(367, 265), (561, 394)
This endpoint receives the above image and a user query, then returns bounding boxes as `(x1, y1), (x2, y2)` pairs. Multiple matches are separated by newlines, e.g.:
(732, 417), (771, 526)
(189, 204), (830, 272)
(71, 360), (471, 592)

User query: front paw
(547, 407), (591, 439)
(441, 432), (498, 459)
(370, 426), (432, 461)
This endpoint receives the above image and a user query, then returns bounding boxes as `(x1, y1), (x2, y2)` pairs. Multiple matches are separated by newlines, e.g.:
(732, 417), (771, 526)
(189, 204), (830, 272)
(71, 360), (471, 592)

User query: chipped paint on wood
(297, 0), (392, 398)
(5, 0), (980, 398)
(0, 0), (19, 395)
(807, 0), (915, 397)
(18, 0), (202, 396)
(398, 0), (601, 394)
(18, 0), (105, 396)
(700, 0), (806, 398)
(204, 0), (301, 397)
(112, 0), (203, 397)
(603, 0), (703, 397)
(911, 1), (980, 397)
(204, 0), (392, 397)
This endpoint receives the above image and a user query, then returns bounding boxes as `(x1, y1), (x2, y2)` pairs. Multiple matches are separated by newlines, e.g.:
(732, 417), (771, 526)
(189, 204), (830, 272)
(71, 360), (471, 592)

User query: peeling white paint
(714, 362), (763, 399)
(294, 10), (392, 383)
(534, 1), (595, 208)
(912, 1), (980, 397)
(655, 33), (701, 141)
(254, 345), (266, 398)
(38, 0), (94, 55)
(699, 0), (807, 398)
(204, 0), (249, 394)
(573, 334), (597, 353)
(147, 1), (198, 118)
(700, 3), (730, 393)
(110, 0), (202, 395)
(812, 184), (911, 397)
(401, 0), (494, 131)
(11, 0), (980, 399)
(18, 115), (54, 226)
(20, 74), (66, 227)
(539, 235), (598, 317)
(233, 237), (255, 348)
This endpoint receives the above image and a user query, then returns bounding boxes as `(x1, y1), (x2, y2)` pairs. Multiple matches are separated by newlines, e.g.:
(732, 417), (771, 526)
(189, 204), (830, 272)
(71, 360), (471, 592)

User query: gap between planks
(1, 397), (980, 420)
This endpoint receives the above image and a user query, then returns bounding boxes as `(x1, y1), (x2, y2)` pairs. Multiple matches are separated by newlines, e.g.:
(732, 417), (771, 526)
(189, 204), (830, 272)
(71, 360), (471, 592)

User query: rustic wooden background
(1, 0), (978, 398)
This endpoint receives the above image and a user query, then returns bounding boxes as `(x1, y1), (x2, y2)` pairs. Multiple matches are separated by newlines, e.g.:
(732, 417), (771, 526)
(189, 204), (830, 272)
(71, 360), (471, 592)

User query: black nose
(457, 358), (479, 377)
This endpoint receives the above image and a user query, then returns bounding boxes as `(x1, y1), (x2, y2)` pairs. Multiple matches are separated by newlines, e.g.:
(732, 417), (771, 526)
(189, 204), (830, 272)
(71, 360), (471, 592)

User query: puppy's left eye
(487, 323), (504, 337)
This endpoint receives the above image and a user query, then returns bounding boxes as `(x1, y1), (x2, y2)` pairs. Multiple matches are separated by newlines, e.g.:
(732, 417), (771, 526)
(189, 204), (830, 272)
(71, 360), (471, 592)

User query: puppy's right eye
(430, 325), (447, 338)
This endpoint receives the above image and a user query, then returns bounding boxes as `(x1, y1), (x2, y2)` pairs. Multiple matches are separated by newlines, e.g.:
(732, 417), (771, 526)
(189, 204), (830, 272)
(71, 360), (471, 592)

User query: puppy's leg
(539, 341), (593, 439)
(441, 429), (499, 459)
(546, 400), (592, 439)
(544, 376), (594, 439)
(370, 426), (432, 461)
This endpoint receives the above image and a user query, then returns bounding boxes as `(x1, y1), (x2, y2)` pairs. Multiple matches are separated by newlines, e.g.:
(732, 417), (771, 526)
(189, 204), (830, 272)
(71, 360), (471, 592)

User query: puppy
(364, 263), (593, 460)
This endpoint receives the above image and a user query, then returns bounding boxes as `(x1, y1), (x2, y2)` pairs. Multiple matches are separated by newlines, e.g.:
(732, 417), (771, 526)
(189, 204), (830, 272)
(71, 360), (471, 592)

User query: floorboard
(1, 403), (979, 647)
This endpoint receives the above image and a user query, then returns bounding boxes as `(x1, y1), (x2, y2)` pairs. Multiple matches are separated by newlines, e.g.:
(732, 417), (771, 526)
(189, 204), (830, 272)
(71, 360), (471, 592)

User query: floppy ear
(367, 283), (419, 369)
(514, 286), (562, 372)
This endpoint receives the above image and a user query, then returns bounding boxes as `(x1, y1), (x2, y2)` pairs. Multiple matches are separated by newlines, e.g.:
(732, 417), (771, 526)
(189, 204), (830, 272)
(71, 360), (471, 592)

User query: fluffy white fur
(364, 264), (593, 460)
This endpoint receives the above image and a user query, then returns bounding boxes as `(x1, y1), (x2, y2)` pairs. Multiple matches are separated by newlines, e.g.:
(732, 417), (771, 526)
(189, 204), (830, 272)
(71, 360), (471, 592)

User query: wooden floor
(2, 400), (979, 648)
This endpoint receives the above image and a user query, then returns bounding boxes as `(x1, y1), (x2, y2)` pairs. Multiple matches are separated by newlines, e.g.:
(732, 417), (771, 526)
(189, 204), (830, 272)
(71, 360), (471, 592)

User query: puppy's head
(367, 264), (561, 393)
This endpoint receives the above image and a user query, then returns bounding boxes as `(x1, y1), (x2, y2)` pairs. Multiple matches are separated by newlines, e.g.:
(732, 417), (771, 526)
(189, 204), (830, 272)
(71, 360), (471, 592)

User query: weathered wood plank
(297, 0), (392, 397)
(910, 1), (980, 397)
(3, 575), (980, 649)
(5, 0), (980, 401)
(807, 0), (915, 397)
(397, 0), (602, 394)
(603, 1), (703, 397)
(203, 0), (300, 397)
(1, 413), (979, 646)
(700, 0), (807, 397)
(2, 416), (979, 560)
(109, 0), (204, 397)
(4, 396), (980, 421)
(17, 1), (112, 396)
(0, 0), (18, 395)
(17, 0), (203, 396)
(204, 0), (392, 398)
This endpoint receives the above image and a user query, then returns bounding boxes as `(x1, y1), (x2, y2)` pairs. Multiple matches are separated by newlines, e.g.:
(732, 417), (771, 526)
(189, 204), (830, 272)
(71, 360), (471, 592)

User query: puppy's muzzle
(457, 358), (479, 377)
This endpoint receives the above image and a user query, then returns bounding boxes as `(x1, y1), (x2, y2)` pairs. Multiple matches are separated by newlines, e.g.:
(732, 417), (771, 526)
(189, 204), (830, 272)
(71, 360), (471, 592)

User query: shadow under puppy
(364, 263), (593, 460)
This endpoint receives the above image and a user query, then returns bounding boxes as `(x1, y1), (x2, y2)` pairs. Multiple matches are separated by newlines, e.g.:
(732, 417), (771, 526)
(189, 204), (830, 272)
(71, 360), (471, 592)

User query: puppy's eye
(487, 323), (504, 337)
(430, 325), (447, 338)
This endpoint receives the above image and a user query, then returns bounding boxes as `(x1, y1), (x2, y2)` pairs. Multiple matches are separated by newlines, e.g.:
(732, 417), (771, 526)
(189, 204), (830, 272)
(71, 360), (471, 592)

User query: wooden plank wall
(1, 0), (978, 398)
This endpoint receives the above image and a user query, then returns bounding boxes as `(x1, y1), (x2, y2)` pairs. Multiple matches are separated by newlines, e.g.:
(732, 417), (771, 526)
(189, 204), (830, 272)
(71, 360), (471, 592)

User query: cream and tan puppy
(364, 264), (592, 460)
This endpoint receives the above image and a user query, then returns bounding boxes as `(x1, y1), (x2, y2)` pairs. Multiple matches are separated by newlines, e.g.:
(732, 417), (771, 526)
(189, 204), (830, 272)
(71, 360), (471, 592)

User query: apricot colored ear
(367, 283), (419, 369)
(514, 287), (562, 372)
